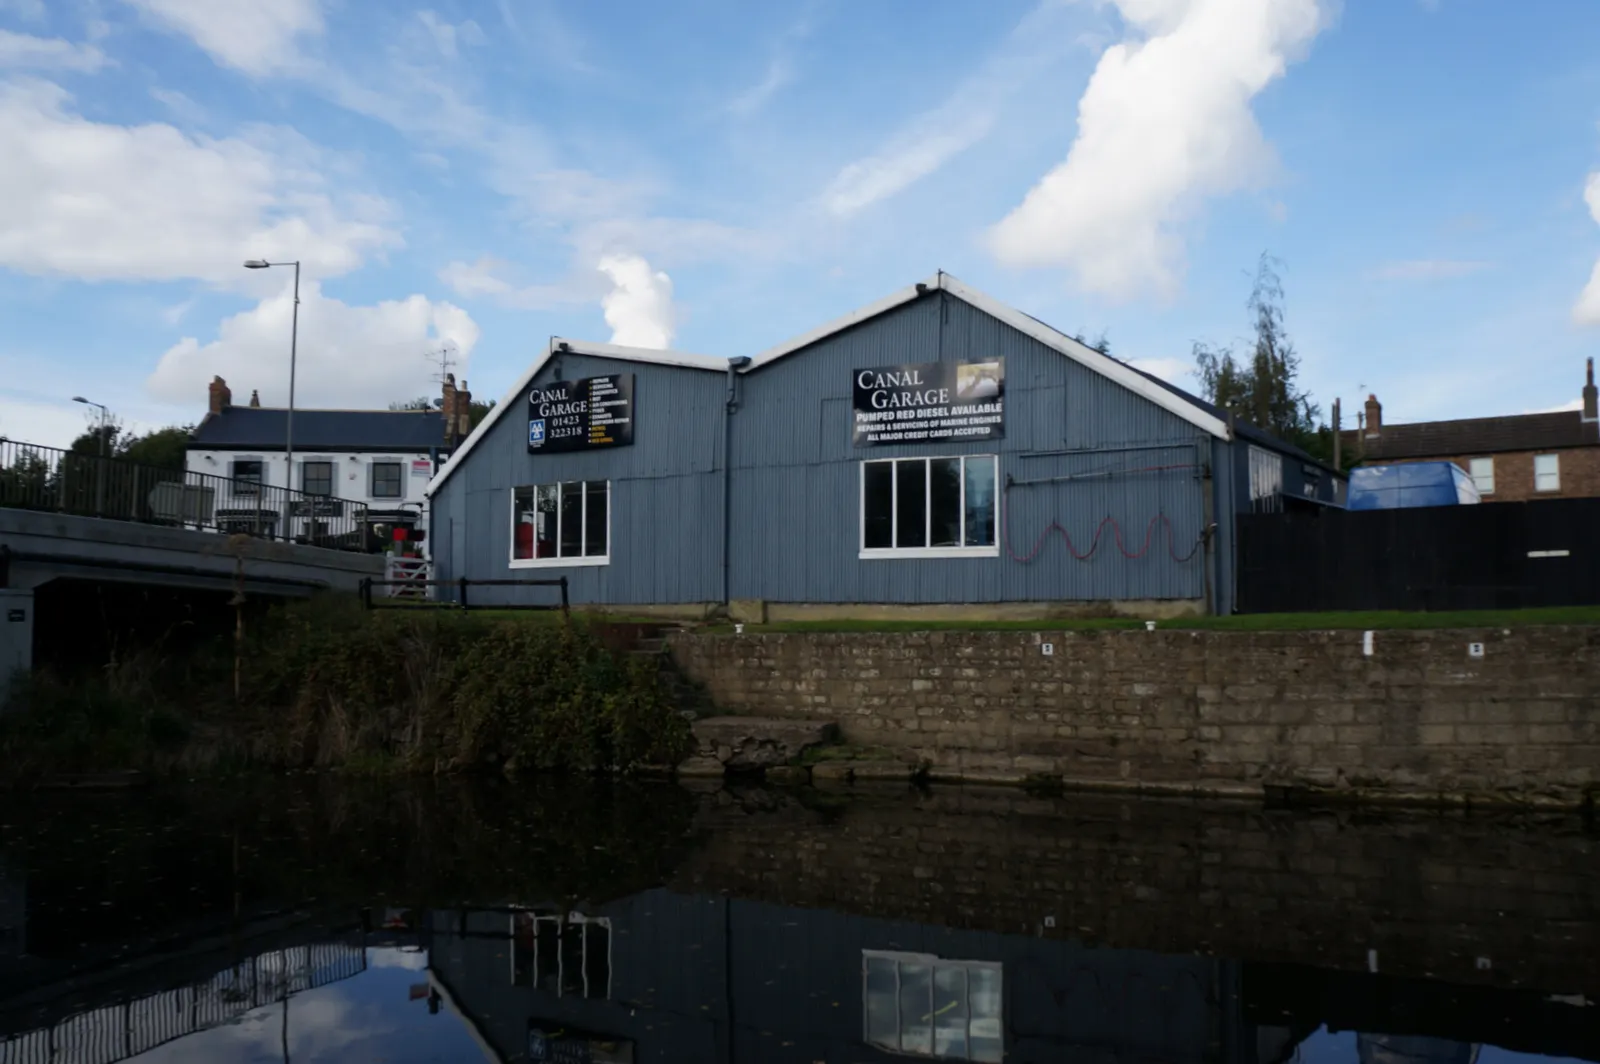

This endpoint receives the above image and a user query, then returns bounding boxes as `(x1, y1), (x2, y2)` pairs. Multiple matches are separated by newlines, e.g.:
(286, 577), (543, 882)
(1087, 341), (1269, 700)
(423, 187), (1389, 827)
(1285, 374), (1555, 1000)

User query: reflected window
(863, 951), (1002, 1062)
(512, 910), (612, 999)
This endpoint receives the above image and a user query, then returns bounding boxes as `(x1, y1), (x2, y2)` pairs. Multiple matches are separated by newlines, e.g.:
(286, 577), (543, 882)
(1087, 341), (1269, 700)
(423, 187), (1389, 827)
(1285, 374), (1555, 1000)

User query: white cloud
(1376, 259), (1488, 280)
(728, 58), (791, 117)
(597, 254), (675, 349)
(0, 29), (108, 71)
(0, 394), (102, 450)
(146, 280), (480, 409)
(1128, 357), (1195, 384)
(149, 86), (206, 124)
(1573, 172), (1600, 325)
(821, 1), (1077, 217)
(438, 257), (589, 309)
(0, 79), (398, 284)
(416, 11), (483, 60)
(1526, 397), (1583, 414)
(119, 0), (323, 76)
(987, 0), (1331, 300)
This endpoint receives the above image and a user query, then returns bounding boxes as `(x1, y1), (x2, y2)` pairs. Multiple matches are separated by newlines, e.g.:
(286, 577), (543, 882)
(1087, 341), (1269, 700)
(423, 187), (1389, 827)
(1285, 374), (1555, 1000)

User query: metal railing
(0, 941), (367, 1064)
(359, 576), (570, 614)
(0, 439), (371, 552)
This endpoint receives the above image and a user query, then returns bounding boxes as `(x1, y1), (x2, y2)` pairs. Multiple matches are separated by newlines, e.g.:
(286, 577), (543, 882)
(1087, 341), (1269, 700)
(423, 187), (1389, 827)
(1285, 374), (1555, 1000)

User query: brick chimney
(249, 389), (261, 408)
(441, 374), (458, 445)
(208, 376), (232, 415)
(456, 379), (473, 438)
(1364, 393), (1382, 437)
(1584, 358), (1597, 424)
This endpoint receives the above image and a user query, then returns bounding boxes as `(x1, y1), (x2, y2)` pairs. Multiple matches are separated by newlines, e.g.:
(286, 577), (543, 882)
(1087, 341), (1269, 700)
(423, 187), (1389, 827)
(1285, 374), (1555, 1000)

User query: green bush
(2, 596), (693, 779)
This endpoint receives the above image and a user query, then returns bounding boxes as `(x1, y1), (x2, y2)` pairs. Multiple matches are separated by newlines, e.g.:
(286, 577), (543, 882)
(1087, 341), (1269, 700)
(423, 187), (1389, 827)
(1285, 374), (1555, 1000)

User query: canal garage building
(425, 273), (1342, 617)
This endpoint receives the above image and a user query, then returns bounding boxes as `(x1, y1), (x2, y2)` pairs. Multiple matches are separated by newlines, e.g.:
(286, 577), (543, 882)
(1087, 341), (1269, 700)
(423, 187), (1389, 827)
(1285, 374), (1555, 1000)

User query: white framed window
(1468, 457), (1494, 495)
(510, 480), (609, 567)
(369, 461), (404, 499)
(860, 455), (998, 560)
(230, 458), (263, 496)
(301, 460), (334, 497)
(1534, 453), (1560, 493)
(864, 951), (1002, 1062)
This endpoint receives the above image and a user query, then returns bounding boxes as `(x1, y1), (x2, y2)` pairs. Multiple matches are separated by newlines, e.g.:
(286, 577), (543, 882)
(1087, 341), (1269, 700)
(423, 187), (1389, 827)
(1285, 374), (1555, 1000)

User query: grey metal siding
(730, 293), (1211, 604)
(430, 353), (727, 606)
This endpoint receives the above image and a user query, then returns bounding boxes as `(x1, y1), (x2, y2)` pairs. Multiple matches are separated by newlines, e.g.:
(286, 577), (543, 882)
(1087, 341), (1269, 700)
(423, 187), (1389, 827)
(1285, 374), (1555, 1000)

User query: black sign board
(528, 374), (635, 453)
(852, 359), (1005, 447)
(7, 609), (24, 623)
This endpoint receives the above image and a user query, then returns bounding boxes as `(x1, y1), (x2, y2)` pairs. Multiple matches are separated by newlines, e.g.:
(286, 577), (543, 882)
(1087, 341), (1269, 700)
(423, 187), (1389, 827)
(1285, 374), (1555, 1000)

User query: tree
(468, 398), (496, 430)
(69, 420), (123, 458)
(123, 427), (193, 470)
(1194, 253), (1328, 460)
(389, 397), (436, 411)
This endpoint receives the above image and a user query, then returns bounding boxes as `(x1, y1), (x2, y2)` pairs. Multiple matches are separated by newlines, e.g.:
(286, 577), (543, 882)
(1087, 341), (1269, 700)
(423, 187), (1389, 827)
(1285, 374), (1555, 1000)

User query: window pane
(302, 461), (332, 497)
(584, 481), (608, 557)
(863, 462), (894, 550)
(1535, 454), (1559, 492)
(897, 962), (933, 1054)
(371, 462), (402, 499)
(1469, 458), (1494, 495)
(535, 485), (558, 557)
(929, 459), (962, 547)
(964, 458), (996, 547)
(968, 965), (1003, 1063)
(513, 487), (537, 560)
(864, 956), (899, 1050)
(895, 460), (927, 549)
(232, 460), (262, 496)
(559, 481), (584, 556)
(934, 966), (969, 1058)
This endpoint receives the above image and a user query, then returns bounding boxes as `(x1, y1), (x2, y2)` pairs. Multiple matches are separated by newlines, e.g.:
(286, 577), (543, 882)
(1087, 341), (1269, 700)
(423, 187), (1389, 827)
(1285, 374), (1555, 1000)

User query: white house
(186, 376), (474, 550)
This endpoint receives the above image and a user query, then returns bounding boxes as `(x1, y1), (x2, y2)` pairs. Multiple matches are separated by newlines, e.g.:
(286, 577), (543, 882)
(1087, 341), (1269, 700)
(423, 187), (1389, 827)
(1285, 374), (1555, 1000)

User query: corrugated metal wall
(730, 293), (1215, 604)
(430, 352), (729, 606)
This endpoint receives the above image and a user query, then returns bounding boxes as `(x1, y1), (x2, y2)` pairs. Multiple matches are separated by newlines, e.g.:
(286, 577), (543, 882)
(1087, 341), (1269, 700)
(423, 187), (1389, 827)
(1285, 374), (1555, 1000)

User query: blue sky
(2, 0), (1599, 448)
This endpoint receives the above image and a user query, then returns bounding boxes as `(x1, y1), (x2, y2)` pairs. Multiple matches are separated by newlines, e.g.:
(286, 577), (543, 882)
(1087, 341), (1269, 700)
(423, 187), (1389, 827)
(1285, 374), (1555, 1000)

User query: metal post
(458, 575), (469, 611)
(360, 577), (372, 611)
(559, 576), (569, 618)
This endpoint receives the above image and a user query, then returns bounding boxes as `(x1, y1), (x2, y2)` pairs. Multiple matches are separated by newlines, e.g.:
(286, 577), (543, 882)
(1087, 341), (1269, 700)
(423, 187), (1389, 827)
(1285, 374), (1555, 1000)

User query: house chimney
(1584, 358), (1597, 424)
(249, 389), (261, 408)
(1364, 393), (1382, 437)
(457, 380), (473, 438)
(441, 374), (458, 444)
(208, 376), (232, 415)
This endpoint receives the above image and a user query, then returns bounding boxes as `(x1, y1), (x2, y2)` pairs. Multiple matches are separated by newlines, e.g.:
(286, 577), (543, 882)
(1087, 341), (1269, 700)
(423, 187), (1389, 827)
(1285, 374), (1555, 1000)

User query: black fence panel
(1236, 498), (1600, 613)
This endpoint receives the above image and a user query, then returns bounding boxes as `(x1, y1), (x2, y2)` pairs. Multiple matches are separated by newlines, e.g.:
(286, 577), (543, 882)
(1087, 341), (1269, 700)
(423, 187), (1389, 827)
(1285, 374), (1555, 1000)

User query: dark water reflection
(0, 779), (1595, 1063)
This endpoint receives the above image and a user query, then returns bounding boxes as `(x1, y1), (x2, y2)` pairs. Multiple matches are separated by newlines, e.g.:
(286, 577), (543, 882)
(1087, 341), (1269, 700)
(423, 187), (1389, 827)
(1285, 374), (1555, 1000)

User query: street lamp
(243, 259), (300, 493)
(72, 396), (109, 457)
(72, 395), (110, 515)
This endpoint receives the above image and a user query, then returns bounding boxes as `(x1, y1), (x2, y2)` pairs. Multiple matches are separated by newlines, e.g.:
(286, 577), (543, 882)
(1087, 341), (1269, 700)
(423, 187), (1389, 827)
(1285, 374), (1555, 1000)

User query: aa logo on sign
(528, 419), (546, 446)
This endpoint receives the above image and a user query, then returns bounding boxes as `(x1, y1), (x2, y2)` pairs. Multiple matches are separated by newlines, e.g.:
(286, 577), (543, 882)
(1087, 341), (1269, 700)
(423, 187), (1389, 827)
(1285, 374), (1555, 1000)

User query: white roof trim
(743, 279), (932, 370)
(425, 337), (730, 497)
(741, 272), (1230, 441)
(936, 275), (1231, 440)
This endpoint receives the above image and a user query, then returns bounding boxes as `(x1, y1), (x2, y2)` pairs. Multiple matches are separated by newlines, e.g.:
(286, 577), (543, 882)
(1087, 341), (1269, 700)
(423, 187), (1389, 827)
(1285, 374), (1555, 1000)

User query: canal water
(0, 778), (1594, 1063)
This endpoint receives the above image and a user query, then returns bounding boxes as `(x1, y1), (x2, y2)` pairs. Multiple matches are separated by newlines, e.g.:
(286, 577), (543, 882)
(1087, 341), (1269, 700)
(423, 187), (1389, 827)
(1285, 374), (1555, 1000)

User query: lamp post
(243, 259), (300, 539)
(72, 395), (109, 514)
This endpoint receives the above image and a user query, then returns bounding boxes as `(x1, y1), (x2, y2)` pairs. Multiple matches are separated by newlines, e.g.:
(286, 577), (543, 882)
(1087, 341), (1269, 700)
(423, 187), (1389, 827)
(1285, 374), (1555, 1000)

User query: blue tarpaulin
(1346, 462), (1482, 510)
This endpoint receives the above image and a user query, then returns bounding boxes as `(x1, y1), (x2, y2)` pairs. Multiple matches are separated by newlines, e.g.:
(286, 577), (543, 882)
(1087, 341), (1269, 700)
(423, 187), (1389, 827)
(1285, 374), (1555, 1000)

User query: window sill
(859, 547), (999, 560)
(510, 556), (610, 569)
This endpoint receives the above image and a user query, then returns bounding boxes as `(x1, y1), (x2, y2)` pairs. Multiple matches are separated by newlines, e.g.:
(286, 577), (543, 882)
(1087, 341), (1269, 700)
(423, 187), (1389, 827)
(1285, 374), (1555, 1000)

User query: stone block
(690, 717), (839, 769)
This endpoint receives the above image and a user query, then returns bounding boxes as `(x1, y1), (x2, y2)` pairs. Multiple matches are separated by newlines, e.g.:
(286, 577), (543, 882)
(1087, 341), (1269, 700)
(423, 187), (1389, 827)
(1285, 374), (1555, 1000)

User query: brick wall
(672, 787), (1600, 994)
(1376, 448), (1600, 501)
(668, 628), (1600, 805)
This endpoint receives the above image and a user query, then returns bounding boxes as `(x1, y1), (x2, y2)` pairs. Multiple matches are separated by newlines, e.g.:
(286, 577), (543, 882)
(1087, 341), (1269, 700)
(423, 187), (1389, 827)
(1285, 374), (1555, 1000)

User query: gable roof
(742, 272), (1232, 440)
(189, 407), (447, 452)
(425, 337), (731, 496)
(1344, 411), (1598, 462)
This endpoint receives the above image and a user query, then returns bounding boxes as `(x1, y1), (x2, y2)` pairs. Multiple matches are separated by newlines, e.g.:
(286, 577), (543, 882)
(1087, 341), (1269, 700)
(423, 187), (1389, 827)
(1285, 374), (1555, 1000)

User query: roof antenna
(425, 343), (459, 391)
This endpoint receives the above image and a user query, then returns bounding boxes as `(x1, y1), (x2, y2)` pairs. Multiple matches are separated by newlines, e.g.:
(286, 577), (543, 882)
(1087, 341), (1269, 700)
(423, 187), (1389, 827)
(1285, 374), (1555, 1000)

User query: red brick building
(1344, 359), (1600, 502)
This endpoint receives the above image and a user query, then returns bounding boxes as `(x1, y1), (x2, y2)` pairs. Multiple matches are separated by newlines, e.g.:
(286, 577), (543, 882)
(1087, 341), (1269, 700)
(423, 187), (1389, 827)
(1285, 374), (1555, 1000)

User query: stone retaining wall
(668, 627), (1600, 805)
